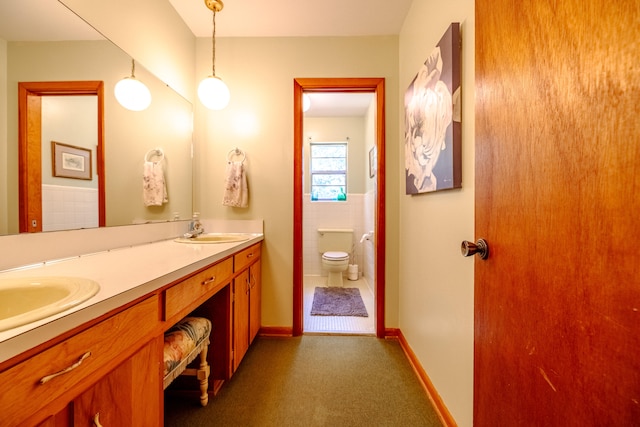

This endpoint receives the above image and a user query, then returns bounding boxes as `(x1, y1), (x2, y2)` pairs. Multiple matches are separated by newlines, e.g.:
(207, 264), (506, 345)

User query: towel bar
(227, 147), (246, 163)
(144, 148), (164, 163)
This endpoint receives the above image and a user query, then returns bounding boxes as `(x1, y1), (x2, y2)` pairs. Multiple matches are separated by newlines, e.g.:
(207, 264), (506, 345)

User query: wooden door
(21, 94), (43, 232)
(475, 1), (640, 425)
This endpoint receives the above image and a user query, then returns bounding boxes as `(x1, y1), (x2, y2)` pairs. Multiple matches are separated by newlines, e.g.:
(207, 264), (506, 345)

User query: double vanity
(0, 222), (263, 426)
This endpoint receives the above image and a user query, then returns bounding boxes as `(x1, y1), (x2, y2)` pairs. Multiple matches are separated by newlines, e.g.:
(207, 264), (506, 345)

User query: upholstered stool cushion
(163, 316), (212, 377)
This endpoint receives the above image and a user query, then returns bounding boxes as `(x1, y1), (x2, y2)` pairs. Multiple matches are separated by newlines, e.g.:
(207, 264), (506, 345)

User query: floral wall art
(404, 22), (461, 194)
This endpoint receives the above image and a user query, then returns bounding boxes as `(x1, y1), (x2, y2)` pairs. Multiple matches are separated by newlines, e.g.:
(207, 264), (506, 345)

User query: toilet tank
(317, 229), (353, 253)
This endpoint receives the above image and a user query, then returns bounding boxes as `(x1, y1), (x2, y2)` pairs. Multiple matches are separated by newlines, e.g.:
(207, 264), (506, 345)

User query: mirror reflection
(0, 1), (193, 236)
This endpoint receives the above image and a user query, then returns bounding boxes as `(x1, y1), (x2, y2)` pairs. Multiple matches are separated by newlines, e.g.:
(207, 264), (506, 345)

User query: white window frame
(310, 142), (348, 201)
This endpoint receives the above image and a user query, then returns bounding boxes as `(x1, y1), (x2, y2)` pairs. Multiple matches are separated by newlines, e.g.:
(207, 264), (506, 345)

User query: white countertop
(0, 232), (263, 364)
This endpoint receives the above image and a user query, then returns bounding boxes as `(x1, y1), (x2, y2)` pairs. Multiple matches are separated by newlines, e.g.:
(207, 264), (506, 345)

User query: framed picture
(369, 146), (377, 178)
(52, 141), (92, 180)
(404, 22), (462, 194)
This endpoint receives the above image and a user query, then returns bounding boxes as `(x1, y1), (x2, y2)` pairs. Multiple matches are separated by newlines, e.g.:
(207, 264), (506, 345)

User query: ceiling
(303, 92), (375, 118)
(170, 0), (412, 117)
(1, 0), (410, 117)
(0, 0), (413, 40)
(168, 0), (413, 38)
(0, 1), (101, 41)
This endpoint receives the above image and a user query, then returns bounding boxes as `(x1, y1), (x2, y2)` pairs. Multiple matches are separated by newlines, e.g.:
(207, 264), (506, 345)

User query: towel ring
(227, 148), (246, 164)
(145, 148), (164, 163)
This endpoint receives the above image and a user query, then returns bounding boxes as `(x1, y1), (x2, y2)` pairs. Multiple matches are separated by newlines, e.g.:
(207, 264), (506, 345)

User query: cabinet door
(233, 270), (250, 371)
(36, 409), (71, 427)
(73, 338), (162, 427)
(249, 259), (261, 344)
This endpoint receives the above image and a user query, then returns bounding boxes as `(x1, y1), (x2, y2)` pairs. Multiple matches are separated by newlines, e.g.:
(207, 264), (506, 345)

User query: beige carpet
(165, 335), (443, 426)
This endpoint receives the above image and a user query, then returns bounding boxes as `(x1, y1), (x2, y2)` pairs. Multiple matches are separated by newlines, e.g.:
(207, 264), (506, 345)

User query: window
(310, 142), (347, 201)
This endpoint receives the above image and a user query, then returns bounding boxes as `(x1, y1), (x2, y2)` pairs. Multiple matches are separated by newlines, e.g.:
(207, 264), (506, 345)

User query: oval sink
(0, 277), (100, 332)
(174, 233), (251, 244)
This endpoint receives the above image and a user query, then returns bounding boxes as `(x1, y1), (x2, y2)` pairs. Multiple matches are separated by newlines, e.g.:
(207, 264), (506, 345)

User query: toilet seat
(322, 251), (349, 261)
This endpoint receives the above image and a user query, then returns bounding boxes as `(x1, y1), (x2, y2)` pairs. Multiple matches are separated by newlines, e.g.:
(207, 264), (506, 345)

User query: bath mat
(310, 287), (368, 317)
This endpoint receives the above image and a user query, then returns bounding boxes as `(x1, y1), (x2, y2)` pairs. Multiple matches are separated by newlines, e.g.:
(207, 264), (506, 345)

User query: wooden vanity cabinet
(232, 243), (261, 372)
(1, 239), (263, 426)
(0, 296), (161, 427)
(172, 242), (262, 385)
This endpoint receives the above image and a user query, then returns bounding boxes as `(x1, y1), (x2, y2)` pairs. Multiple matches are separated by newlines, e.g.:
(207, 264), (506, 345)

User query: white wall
(42, 96), (97, 188)
(399, 1), (475, 426)
(0, 38), (7, 234)
(194, 36), (400, 329)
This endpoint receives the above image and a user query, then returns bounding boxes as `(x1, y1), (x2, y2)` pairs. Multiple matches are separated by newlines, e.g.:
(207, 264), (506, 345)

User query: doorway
(293, 78), (386, 338)
(302, 92), (376, 334)
(18, 81), (105, 232)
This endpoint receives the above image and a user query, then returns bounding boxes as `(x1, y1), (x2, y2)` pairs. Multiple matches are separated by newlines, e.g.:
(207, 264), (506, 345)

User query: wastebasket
(348, 264), (358, 281)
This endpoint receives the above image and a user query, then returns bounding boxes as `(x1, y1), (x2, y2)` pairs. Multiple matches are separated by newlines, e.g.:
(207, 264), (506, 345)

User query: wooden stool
(163, 317), (212, 406)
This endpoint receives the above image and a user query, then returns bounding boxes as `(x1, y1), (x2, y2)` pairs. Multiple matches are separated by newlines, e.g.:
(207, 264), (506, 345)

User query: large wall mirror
(0, 1), (193, 236)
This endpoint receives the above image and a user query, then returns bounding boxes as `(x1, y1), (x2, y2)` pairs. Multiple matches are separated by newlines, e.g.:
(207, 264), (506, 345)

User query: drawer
(0, 295), (159, 427)
(165, 257), (233, 320)
(234, 243), (261, 272)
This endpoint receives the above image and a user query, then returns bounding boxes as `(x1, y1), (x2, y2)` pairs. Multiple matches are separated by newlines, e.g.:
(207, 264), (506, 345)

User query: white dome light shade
(198, 76), (230, 110)
(114, 77), (151, 111)
(303, 94), (311, 112)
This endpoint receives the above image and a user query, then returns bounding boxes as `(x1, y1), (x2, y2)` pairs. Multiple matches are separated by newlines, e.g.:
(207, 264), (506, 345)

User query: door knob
(461, 239), (489, 260)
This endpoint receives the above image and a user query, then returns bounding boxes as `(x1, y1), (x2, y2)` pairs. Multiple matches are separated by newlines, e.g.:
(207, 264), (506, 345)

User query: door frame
(293, 77), (386, 337)
(18, 81), (105, 232)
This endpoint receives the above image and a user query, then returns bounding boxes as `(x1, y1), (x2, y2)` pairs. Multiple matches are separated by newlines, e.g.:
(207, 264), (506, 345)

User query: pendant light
(198, 0), (230, 110)
(114, 59), (151, 111)
(303, 94), (311, 112)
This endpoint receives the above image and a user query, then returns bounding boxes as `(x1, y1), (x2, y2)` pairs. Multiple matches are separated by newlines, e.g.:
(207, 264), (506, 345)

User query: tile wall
(42, 184), (99, 232)
(303, 192), (375, 292)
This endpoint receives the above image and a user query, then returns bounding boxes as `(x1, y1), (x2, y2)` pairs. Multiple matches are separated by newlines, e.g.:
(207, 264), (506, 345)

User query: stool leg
(197, 339), (210, 406)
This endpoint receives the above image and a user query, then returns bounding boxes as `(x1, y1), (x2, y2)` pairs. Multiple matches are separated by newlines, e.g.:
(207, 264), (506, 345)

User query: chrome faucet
(183, 212), (204, 238)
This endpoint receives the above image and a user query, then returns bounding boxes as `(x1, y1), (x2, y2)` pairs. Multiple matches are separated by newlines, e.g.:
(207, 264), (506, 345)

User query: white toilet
(318, 229), (353, 287)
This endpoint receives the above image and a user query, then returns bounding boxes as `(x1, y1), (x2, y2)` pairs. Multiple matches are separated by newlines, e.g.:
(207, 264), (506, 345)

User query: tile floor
(303, 275), (375, 335)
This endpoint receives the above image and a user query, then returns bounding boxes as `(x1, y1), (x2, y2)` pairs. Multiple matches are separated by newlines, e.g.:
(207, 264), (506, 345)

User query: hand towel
(143, 161), (168, 206)
(222, 161), (248, 208)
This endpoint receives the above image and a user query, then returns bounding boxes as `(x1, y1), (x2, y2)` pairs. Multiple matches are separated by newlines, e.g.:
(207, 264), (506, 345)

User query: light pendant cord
(211, 10), (217, 77)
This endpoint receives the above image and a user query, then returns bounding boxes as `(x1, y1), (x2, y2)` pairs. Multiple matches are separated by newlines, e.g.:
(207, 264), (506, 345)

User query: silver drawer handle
(39, 351), (91, 384)
(202, 276), (216, 285)
(247, 253), (254, 258)
(93, 413), (103, 427)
